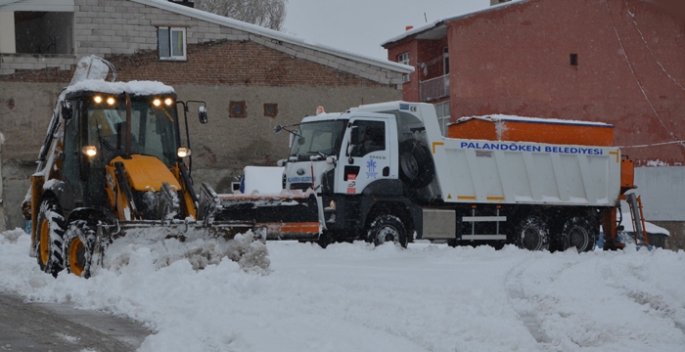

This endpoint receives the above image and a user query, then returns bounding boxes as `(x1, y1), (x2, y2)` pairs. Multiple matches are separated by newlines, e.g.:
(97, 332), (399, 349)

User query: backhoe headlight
(106, 97), (116, 106)
(177, 147), (191, 158)
(164, 98), (174, 106)
(153, 98), (162, 107)
(93, 95), (103, 104)
(82, 145), (97, 157)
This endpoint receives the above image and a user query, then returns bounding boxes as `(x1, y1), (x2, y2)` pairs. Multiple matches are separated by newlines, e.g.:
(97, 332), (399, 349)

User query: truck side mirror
(198, 106), (208, 124)
(61, 102), (73, 120)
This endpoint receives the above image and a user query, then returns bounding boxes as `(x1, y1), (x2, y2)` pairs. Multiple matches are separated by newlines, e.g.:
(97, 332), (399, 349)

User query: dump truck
(22, 56), (268, 278)
(267, 101), (642, 251)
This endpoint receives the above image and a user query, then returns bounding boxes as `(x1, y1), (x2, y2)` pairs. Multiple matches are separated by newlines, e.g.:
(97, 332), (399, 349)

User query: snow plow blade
(65, 219), (268, 278)
(198, 183), (322, 241)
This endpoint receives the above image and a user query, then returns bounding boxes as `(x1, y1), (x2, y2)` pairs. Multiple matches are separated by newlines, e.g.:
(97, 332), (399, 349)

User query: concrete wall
(635, 166), (685, 221)
(652, 221), (685, 250)
(0, 133), (5, 232)
(0, 12), (16, 54)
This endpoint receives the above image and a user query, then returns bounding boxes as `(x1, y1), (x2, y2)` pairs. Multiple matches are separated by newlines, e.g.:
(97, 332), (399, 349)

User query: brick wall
(443, 0), (685, 166)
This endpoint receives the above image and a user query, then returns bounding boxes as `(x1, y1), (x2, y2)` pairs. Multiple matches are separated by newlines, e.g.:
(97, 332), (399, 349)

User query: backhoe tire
(514, 215), (550, 251)
(366, 214), (408, 248)
(560, 216), (597, 253)
(35, 199), (66, 277)
(399, 139), (435, 189)
(64, 221), (96, 278)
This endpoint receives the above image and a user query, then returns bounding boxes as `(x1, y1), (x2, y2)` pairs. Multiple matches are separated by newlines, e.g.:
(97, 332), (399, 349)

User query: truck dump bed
(431, 138), (622, 207)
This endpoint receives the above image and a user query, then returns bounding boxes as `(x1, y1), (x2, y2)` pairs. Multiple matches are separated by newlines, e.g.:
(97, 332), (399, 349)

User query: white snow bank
(1, 229), (684, 352)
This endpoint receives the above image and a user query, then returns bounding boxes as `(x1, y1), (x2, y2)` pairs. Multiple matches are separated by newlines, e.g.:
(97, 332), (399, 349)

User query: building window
(435, 101), (451, 137)
(397, 52), (410, 83)
(229, 101), (247, 118)
(264, 103), (278, 118)
(570, 54), (578, 66)
(443, 47), (449, 75)
(158, 27), (186, 61)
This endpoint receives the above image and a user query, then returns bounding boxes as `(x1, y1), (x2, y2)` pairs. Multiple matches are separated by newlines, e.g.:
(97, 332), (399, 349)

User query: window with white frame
(435, 101), (451, 136)
(397, 52), (410, 83)
(158, 27), (186, 61)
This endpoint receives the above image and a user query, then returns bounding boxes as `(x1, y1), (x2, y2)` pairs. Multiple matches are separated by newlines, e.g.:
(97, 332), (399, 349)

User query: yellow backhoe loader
(23, 56), (268, 277)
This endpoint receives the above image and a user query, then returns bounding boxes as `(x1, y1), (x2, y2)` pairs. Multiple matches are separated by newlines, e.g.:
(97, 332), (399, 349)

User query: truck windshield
(290, 120), (347, 161)
(86, 97), (179, 166)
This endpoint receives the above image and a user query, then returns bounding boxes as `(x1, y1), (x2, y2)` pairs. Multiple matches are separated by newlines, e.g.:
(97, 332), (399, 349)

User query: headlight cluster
(93, 95), (116, 106)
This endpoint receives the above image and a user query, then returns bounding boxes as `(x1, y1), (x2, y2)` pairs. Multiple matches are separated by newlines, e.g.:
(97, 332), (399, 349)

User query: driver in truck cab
(355, 128), (382, 156)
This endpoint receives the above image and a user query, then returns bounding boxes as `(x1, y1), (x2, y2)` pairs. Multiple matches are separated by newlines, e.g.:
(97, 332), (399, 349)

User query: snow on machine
(23, 56), (268, 278)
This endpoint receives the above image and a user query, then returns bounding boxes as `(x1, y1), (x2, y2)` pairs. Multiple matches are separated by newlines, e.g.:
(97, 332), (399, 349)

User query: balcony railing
(420, 74), (450, 102)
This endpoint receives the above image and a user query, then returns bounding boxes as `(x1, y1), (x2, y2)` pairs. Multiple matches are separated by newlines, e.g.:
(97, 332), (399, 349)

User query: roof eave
(131, 0), (413, 74)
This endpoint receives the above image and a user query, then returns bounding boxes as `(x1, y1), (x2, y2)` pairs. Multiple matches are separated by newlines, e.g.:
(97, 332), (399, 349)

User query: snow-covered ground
(1, 228), (684, 352)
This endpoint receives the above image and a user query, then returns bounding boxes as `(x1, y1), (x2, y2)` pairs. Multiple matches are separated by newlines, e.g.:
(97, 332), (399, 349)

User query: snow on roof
(132, 0), (413, 74)
(454, 115), (614, 128)
(382, 0), (531, 47)
(65, 79), (175, 96)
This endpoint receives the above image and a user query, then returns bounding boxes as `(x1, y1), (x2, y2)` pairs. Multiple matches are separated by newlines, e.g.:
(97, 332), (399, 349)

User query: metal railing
(420, 74), (450, 102)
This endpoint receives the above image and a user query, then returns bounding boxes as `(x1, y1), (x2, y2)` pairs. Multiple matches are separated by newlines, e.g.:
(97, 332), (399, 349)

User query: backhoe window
(85, 97), (179, 166)
(290, 120), (347, 161)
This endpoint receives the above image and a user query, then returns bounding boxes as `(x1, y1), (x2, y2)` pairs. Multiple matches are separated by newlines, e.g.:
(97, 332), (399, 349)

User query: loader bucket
(211, 190), (323, 241)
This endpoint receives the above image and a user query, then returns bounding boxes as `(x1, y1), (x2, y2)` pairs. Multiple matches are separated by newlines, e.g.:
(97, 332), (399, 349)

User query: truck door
(340, 119), (392, 194)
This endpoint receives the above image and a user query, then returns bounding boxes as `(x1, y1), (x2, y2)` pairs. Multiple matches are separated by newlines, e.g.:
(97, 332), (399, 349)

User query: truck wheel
(514, 215), (550, 251)
(399, 140), (435, 189)
(35, 199), (66, 277)
(64, 221), (96, 278)
(560, 217), (597, 252)
(366, 214), (408, 248)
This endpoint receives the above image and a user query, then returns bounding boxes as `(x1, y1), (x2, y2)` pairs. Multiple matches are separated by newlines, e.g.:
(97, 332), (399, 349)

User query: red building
(383, 0), (685, 166)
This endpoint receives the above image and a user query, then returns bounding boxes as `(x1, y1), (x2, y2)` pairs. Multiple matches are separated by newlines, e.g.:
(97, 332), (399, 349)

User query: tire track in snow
(503, 254), (582, 349)
(599, 257), (685, 336)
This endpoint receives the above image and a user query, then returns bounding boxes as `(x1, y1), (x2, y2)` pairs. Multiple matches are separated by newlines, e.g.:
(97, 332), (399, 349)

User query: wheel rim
(568, 226), (589, 251)
(400, 153), (419, 179)
(68, 237), (86, 277)
(521, 227), (542, 250)
(376, 225), (399, 244)
(39, 219), (50, 266)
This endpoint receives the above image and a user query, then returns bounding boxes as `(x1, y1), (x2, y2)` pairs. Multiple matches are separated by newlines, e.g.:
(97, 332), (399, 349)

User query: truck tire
(35, 199), (66, 277)
(560, 216), (596, 252)
(366, 214), (408, 248)
(399, 140), (435, 189)
(64, 221), (96, 278)
(514, 215), (550, 251)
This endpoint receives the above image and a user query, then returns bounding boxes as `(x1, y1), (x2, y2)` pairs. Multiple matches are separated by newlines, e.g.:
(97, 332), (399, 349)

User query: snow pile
(1, 230), (685, 352)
